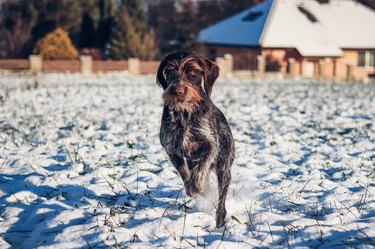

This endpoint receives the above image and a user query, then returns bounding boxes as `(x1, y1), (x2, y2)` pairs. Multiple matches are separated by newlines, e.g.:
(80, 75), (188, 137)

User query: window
(208, 48), (217, 61)
(316, 0), (330, 4)
(370, 52), (375, 67)
(358, 51), (375, 67)
(358, 52), (366, 67)
(242, 11), (263, 22)
(298, 5), (318, 23)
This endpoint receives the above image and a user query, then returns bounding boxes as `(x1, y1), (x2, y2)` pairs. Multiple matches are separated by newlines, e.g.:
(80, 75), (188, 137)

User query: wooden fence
(43, 60), (80, 73)
(93, 60), (129, 72)
(0, 56), (239, 78)
(0, 57), (159, 75)
(139, 61), (160, 75)
(0, 59), (29, 71)
(2, 55), (371, 81)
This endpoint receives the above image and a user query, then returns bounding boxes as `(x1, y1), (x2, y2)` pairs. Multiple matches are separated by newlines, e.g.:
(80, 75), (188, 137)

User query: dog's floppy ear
(201, 56), (219, 98)
(156, 55), (170, 90)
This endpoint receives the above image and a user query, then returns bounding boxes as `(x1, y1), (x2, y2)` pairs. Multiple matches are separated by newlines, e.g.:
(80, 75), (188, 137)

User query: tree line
(0, 0), (263, 60)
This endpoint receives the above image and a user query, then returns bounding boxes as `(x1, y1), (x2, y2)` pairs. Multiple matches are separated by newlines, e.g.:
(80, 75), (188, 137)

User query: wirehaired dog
(156, 50), (235, 228)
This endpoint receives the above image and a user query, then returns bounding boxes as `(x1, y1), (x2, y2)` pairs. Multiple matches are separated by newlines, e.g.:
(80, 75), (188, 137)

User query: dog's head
(156, 50), (219, 112)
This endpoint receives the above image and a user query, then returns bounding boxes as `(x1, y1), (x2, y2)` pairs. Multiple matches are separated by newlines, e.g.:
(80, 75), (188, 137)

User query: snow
(0, 72), (375, 248)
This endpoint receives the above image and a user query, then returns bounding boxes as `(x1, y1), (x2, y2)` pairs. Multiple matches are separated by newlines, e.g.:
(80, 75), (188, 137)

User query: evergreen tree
(142, 28), (156, 60)
(78, 0), (101, 49)
(197, 0), (224, 29)
(149, 0), (202, 54)
(97, 0), (116, 51)
(108, 6), (142, 59)
(121, 0), (147, 34)
(148, 0), (178, 57)
(108, 0), (155, 60)
(174, 0), (202, 52)
(0, 0), (38, 58)
(79, 11), (96, 48)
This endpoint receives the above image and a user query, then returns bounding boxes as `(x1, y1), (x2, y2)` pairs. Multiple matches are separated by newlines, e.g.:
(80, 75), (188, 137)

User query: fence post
(29, 55), (42, 74)
(216, 54), (233, 77)
(257, 55), (265, 75)
(224, 54), (233, 76)
(216, 57), (226, 77)
(128, 58), (140, 75)
(80, 55), (93, 75)
(346, 64), (353, 81)
(318, 59), (325, 79)
(288, 58), (296, 77)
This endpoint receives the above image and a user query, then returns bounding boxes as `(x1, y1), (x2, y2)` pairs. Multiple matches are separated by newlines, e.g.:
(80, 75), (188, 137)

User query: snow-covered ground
(0, 72), (374, 248)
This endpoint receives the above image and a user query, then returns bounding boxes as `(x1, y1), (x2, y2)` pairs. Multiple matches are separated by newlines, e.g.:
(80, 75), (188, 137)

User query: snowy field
(0, 72), (374, 248)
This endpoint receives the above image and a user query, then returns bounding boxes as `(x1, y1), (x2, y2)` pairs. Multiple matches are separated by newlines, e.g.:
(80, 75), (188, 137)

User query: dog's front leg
(185, 142), (215, 197)
(168, 153), (190, 187)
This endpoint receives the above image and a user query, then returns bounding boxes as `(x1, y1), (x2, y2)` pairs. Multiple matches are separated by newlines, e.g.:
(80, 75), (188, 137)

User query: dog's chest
(168, 111), (201, 155)
(181, 125), (199, 156)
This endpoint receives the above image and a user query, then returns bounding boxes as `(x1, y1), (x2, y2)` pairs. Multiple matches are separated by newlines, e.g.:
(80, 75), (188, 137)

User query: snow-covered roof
(198, 0), (273, 47)
(199, 0), (375, 57)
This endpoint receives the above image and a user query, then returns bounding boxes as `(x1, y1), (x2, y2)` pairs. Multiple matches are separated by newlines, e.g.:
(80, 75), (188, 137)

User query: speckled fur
(157, 51), (235, 228)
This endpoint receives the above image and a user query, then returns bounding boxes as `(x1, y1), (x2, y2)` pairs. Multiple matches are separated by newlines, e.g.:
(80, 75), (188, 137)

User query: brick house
(199, 0), (375, 81)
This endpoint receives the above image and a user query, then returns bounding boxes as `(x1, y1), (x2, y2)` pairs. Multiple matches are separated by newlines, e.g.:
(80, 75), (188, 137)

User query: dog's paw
(215, 216), (226, 228)
(216, 209), (227, 228)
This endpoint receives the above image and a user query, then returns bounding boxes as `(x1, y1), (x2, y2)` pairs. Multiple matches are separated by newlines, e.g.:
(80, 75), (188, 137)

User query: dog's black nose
(176, 88), (184, 96)
(171, 88), (183, 96)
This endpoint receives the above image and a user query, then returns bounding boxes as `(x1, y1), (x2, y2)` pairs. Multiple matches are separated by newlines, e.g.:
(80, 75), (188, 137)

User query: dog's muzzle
(166, 81), (186, 100)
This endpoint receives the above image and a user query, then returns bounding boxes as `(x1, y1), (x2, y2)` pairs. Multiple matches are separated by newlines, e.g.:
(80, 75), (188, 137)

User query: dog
(156, 50), (235, 228)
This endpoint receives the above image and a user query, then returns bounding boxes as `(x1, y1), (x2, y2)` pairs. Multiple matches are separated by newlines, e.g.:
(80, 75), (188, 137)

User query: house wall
(321, 58), (335, 79)
(205, 46), (305, 73)
(205, 45), (374, 81)
(204, 46), (261, 70)
(335, 49), (374, 81)
(260, 48), (303, 74)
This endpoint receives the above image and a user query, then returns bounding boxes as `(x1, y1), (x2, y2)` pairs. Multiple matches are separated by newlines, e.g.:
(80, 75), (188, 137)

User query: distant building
(199, 0), (375, 80)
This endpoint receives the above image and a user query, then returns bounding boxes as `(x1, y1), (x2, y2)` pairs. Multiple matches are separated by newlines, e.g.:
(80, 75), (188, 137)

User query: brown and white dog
(156, 51), (235, 228)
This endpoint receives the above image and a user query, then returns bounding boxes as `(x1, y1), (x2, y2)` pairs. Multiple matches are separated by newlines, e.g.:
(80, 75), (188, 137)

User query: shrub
(33, 28), (79, 60)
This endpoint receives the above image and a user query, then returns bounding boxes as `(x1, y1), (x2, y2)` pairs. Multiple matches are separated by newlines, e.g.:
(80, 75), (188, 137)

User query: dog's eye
(165, 65), (174, 71)
(163, 66), (175, 79)
(164, 68), (172, 74)
(189, 70), (201, 78)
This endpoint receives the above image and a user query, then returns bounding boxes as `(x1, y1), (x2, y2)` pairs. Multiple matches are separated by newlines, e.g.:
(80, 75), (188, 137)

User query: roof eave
(202, 42), (261, 48)
(340, 47), (375, 50)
